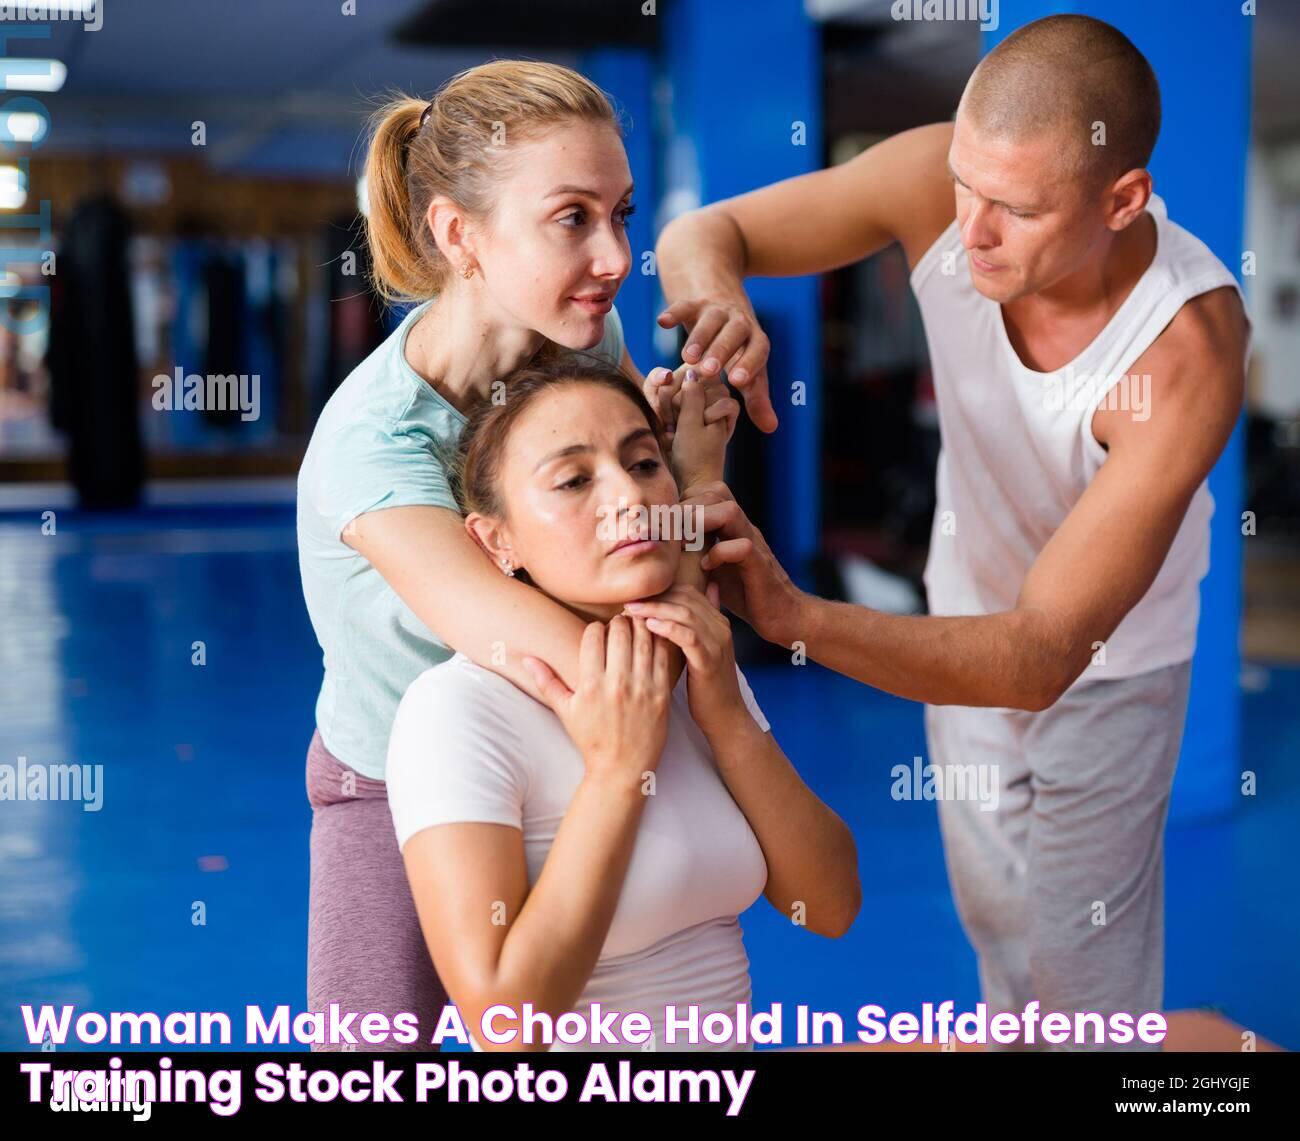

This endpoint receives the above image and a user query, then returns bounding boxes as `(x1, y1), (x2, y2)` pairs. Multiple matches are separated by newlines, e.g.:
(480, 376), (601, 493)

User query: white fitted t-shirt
(386, 650), (771, 1052)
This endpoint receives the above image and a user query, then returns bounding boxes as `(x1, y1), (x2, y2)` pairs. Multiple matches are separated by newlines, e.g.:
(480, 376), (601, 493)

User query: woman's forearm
(468, 771), (649, 1050)
(708, 717), (860, 938)
(346, 503), (685, 698)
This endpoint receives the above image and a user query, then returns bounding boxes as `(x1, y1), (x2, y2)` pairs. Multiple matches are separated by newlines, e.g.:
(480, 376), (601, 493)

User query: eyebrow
(946, 161), (1038, 212)
(544, 182), (635, 201)
(535, 426), (657, 472)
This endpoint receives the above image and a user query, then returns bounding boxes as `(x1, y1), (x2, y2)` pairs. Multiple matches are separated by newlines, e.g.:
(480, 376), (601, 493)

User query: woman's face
(469, 384), (682, 619)
(471, 119), (634, 353)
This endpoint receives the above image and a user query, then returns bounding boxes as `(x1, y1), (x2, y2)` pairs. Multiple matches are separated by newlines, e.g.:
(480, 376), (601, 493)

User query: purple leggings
(305, 729), (449, 1051)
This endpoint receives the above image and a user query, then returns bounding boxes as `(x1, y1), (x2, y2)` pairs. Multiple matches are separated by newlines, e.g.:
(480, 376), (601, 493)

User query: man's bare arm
(653, 122), (956, 432)
(700, 287), (1248, 710)
(656, 121), (955, 301)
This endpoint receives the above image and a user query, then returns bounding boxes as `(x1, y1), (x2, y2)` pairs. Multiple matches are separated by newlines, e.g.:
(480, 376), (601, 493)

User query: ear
(1106, 169), (1153, 232)
(465, 512), (518, 574)
(426, 194), (477, 271)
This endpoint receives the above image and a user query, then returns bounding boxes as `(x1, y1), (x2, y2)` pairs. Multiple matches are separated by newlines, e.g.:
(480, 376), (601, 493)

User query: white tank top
(910, 193), (1244, 684)
(386, 652), (771, 1051)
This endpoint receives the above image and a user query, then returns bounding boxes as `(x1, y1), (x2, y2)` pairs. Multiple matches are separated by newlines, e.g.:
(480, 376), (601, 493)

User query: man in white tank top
(645, 15), (1251, 1049)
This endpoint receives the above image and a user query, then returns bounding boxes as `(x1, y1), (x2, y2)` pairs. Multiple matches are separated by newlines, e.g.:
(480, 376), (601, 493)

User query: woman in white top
(386, 358), (860, 1052)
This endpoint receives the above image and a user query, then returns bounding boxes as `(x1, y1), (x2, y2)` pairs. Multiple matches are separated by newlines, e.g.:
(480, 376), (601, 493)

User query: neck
(1006, 208), (1156, 322)
(563, 598), (623, 624)
(404, 282), (547, 414)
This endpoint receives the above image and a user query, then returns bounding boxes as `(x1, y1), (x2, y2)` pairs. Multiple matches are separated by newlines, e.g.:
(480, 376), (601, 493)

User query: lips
(969, 253), (1003, 272)
(572, 293), (613, 314)
(607, 537), (658, 557)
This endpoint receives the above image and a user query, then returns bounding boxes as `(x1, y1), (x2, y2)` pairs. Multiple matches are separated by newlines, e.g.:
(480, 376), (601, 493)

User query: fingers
(702, 395), (740, 442)
(604, 614), (632, 676)
(677, 368), (707, 431)
(671, 370), (727, 412)
(630, 613), (653, 681)
(642, 367), (671, 426)
(657, 371), (679, 434)
(637, 617), (701, 669)
(651, 632), (670, 693)
(624, 597), (693, 627)
(655, 298), (774, 425)
(644, 366), (681, 436)
(634, 611), (708, 676)
(680, 308), (730, 368)
(625, 583), (716, 631)
(679, 479), (734, 506)
(649, 351), (741, 442)
(701, 536), (753, 571)
(641, 598), (727, 674)
(737, 367), (778, 433)
(689, 314), (753, 378)
(522, 655), (572, 709)
(705, 580), (721, 610)
(702, 395), (740, 424)
(683, 496), (736, 530)
(577, 620), (606, 689)
(701, 498), (749, 539)
(680, 484), (745, 551)
(657, 300), (699, 330)
(653, 364), (696, 435)
(727, 327), (770, 388)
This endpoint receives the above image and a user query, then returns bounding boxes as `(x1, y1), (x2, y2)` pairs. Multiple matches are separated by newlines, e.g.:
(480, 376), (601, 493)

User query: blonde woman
(297, 62), (739, 1049)
(386, 357), (860, 1052)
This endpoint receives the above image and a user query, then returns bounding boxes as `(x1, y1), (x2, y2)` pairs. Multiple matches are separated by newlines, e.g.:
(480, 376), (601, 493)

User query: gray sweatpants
(924, 658), (1192, 1052)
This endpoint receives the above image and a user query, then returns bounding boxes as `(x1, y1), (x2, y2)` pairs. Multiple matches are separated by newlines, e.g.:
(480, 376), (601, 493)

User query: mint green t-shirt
(297, 298), (627, 779)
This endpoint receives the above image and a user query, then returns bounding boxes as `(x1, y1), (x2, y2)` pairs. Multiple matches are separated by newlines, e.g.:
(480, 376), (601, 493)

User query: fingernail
(624, 601), (644, 611)
(703, 357), (719, 372)
(732, 368), (748, 383)
(684, 344), (700, 360)
(685, 368), (697, 384)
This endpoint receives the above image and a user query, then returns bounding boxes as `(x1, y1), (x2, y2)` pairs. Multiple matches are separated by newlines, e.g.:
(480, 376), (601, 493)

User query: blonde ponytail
(362, 62), (622, 307)
(363, 96), (439, 304)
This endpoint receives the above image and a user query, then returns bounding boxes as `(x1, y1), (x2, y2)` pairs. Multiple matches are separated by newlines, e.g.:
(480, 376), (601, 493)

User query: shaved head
(958, 15), (1160, 187)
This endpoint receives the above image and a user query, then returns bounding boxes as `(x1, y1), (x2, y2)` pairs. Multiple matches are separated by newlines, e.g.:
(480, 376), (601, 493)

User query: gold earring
(460, 263), (476, 280)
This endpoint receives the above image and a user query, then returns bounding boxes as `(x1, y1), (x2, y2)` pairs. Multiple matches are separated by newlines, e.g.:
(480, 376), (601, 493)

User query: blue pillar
(660, 0), (823, 588)
(987, 1), (1251, 822)
(581, 47), (657, 374)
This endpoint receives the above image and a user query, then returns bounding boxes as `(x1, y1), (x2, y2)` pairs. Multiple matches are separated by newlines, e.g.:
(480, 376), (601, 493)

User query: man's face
(948, 111), (1110, 304)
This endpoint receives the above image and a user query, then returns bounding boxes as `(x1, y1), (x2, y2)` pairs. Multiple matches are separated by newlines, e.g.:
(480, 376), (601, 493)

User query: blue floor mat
(1, 508), (1294, 1051)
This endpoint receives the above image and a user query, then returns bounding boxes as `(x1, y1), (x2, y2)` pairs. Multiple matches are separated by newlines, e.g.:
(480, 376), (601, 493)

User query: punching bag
(46, 194), (144, 509)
